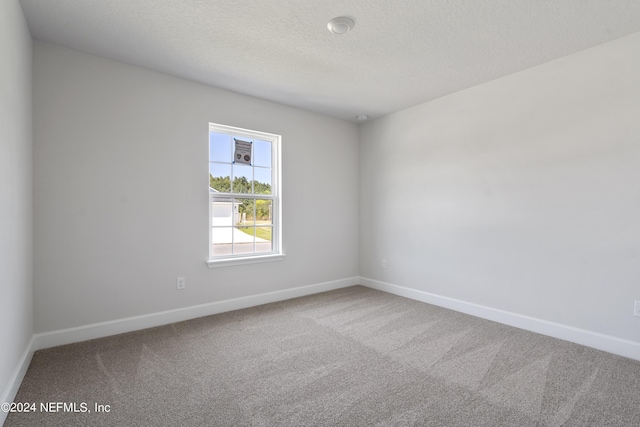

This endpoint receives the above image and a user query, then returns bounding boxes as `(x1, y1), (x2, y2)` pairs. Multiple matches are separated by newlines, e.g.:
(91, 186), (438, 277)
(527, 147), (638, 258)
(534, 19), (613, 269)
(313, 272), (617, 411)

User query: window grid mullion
(211, 194), (275, 200)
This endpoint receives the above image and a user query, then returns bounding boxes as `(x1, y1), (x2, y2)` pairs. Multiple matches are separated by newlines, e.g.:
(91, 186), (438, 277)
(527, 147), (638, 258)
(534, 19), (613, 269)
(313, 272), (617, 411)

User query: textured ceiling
(18, 0), (640, 122)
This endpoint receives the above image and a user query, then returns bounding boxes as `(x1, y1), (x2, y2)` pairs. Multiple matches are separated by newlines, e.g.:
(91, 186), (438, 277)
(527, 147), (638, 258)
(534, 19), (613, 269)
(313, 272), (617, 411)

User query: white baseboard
(33, 276), (358, 351)
(360, 277), (640, 362)
(1, 335), (35, 426)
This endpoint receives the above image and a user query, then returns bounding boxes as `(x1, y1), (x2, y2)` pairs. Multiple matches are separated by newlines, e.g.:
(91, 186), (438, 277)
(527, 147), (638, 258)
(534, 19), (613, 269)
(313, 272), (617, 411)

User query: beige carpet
(5, 286), (640, 426)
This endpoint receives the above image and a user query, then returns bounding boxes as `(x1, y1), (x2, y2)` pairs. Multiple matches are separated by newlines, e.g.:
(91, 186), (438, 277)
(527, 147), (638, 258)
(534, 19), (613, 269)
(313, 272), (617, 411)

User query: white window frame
(206, 123), (284, 268)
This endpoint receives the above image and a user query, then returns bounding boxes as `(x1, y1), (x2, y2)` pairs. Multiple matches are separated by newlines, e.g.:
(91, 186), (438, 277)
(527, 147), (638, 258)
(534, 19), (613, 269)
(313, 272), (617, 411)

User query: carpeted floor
(5, 285), (640, 426)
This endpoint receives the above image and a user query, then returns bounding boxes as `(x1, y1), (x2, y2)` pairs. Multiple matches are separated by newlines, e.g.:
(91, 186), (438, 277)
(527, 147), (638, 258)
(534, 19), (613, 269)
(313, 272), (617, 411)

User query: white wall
(33, 42), (359, 333)
(0, 0), (33, 413)
(360, 31), (640, 344)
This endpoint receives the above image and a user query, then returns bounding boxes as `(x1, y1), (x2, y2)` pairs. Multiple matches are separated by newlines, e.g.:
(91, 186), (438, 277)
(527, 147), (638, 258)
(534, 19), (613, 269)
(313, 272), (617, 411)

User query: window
(207, 123), (283, 267)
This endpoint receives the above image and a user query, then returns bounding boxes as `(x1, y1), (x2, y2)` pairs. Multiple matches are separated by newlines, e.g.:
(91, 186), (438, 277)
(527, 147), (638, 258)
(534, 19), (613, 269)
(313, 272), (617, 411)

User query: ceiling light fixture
(327, 17), (354, 35)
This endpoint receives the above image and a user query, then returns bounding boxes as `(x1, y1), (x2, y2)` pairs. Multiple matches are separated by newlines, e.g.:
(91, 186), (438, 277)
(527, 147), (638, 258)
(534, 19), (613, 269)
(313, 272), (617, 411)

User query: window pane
(253, 139), (271, 167)
(255, 198), (272, 251)
(255, 199), (273, 226)
(232, 164), (253, 194)
(210, 164), (231, 192)
(210, 132), (231, 163)
(212, 200), (233, 226)
(238, 226), (257, 238)
(233, 226), (255, 254)
(212, 227), (233, 256)
(255, 229), (273, 253)
(254, 167), (272, 195)
(235, 198), (255, 225)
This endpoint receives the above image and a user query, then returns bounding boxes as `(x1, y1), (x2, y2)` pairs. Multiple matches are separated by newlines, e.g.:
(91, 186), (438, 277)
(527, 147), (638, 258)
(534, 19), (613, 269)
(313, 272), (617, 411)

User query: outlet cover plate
(634, 300), (640, 317)
(177, 276), (186, 290)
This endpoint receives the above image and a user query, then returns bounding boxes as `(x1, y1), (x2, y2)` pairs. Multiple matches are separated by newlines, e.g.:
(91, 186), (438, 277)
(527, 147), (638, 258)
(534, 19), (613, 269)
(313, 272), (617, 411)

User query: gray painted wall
(360, 31), (640, 343)
(0, 0), (33, 406)
(33, 41), (360, 333)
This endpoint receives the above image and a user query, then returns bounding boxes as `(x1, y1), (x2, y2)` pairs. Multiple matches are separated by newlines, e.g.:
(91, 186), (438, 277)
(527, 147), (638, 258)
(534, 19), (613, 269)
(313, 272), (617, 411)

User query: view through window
(209, 123), (281, 261)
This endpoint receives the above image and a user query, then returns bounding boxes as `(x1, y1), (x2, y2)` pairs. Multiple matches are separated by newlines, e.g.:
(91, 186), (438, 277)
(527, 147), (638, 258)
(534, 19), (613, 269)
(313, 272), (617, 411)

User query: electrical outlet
(381, 259), (387, 269)
(177, 276), (186, 290)
(634, 300), (640, 317)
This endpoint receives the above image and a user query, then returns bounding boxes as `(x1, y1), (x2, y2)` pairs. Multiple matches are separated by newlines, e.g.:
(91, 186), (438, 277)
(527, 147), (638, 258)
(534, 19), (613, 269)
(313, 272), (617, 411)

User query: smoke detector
(327, 17), (354, 35)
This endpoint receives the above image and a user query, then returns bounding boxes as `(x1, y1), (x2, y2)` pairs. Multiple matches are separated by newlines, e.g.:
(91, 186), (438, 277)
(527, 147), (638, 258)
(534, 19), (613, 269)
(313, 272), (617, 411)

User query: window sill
(206, 253), (286, 268)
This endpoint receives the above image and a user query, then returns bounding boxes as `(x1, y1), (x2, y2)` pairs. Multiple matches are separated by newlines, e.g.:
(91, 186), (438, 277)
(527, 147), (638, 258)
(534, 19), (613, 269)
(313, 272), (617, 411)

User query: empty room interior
(2, 0), (640, 425)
